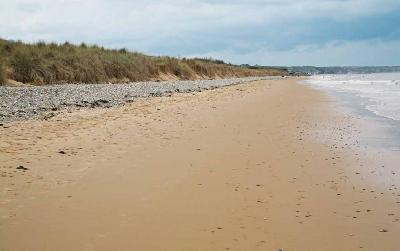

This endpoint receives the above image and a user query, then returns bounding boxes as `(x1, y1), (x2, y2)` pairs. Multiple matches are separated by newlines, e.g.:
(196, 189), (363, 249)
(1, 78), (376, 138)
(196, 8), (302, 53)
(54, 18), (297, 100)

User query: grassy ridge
(0, 39), (286, 85)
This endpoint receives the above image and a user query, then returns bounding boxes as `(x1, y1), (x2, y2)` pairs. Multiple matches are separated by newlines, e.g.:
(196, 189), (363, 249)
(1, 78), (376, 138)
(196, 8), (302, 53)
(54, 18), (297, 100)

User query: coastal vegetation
(0, 54), (5, 84)
(0, 39), (286, 85)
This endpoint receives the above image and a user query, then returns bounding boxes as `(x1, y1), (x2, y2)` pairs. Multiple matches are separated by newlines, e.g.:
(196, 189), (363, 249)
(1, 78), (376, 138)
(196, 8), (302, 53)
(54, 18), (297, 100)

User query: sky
(1, 0), (400, 66)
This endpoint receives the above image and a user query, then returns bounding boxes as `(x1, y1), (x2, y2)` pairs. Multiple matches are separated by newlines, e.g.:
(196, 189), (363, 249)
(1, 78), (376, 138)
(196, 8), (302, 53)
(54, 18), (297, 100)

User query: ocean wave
(305, 73), (400, 121)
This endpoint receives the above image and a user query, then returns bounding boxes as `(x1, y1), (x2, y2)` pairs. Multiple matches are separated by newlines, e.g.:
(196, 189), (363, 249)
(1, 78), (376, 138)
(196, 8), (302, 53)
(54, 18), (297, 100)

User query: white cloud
(194, 39), (400, 66)
(0, 0), (399, 65)
(1, 0), (398, 40)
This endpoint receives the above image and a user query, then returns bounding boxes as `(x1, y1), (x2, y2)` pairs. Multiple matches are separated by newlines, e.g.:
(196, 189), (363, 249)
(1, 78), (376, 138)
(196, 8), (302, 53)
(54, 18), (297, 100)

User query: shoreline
(1, 78), (399, 250)
(303, 73), (400, 151)
(301, 80), (400, 191)
(314, 88), (400, 151)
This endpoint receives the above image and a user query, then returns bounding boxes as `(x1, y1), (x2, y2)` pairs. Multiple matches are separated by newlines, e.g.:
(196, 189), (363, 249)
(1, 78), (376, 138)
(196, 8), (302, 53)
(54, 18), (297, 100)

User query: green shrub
(118, 48), (128, 53)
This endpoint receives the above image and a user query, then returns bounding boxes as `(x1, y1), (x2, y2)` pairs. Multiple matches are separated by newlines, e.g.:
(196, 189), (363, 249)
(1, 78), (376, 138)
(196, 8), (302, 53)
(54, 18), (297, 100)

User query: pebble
(0, 77), (278, 122)
(16, 165), (29, 171)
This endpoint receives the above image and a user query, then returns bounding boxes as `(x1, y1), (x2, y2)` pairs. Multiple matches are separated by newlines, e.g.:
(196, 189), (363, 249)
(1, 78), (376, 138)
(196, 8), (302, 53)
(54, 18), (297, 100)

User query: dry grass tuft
(0, 55), (6, 85)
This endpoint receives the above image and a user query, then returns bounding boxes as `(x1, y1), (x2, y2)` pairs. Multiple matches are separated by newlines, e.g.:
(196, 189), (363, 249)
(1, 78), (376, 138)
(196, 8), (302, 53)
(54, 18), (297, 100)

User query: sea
(304, 72), (400, 152)
(305, 72), (400, 121)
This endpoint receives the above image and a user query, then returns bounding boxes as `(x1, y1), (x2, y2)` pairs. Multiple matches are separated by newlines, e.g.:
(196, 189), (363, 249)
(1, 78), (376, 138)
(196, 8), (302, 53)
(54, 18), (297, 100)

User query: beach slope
(0, 78), (399, 250)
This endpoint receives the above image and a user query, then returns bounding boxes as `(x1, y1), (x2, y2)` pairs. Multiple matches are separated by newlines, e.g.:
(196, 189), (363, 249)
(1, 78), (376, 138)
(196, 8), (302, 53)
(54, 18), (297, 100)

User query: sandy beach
(1, 78), (399, 250)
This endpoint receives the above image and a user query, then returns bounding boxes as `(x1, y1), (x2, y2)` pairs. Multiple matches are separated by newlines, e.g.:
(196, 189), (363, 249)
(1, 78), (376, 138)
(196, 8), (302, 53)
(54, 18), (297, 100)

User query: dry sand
(0, 78), (399, 250)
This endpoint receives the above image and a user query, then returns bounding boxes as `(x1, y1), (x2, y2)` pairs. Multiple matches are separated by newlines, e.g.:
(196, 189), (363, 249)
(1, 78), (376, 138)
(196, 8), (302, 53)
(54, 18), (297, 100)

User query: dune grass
(0, 54), (5, 85)
(0, 39), (287, 85)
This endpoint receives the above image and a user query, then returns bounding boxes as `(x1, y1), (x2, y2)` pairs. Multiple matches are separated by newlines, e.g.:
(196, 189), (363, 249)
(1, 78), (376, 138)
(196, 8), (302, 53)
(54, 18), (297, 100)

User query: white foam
(305, 73), (400, 121)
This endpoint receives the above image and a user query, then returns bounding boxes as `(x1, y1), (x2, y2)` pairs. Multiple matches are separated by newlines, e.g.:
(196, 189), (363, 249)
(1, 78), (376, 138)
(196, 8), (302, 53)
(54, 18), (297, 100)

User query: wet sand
(1, 78), (399, 250)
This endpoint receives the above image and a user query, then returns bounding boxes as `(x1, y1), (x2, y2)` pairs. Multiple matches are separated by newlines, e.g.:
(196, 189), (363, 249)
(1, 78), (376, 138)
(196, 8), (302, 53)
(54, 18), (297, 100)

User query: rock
(16, 165), (29, 171)
(43, 112), (55, 120)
